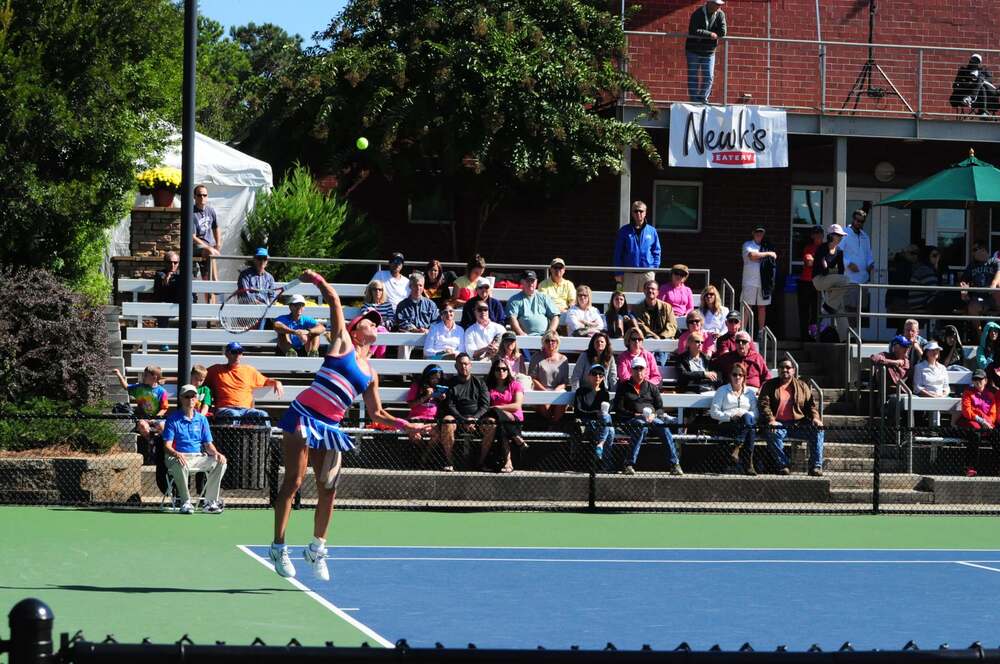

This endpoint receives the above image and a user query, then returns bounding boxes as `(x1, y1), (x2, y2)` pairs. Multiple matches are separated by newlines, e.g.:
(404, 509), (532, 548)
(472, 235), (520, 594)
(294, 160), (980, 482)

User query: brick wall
(128, 207), (182, 263)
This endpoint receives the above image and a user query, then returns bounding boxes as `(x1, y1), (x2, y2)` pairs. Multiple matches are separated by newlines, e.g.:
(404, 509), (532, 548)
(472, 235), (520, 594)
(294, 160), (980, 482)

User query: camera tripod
(841, 0), (913, 113)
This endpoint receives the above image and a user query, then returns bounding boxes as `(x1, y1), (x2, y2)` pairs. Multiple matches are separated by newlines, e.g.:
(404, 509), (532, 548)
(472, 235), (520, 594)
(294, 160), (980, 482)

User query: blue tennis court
(242, 545), (1000, 651)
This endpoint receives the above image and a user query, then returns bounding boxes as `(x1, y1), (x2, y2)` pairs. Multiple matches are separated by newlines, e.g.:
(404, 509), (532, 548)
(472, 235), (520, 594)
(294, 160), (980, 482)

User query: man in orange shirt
(207, 342), (284, 424)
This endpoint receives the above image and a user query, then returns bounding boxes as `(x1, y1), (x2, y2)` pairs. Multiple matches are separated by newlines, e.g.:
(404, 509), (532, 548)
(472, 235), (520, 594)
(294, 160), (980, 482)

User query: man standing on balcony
(842, 209), (874, 313)
(685, 0), (727, 103)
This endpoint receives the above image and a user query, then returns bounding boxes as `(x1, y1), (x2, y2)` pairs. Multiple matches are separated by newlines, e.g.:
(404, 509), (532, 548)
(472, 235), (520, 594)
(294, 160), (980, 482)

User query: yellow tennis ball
(356, 137), (369, 150)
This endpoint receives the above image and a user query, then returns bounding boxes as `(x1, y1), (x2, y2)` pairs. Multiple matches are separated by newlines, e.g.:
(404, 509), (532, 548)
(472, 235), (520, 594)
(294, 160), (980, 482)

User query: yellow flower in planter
(136, 166), (182, 194)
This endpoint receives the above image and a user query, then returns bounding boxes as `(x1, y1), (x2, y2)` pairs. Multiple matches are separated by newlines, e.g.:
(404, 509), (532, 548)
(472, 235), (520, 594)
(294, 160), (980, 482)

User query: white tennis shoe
(304, 543), (330, 581)
(269, 544), (296, 578)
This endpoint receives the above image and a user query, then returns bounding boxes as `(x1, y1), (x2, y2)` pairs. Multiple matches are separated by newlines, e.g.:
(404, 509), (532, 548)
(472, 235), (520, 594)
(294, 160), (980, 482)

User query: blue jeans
(766, 420), (825, 470)
(625, 417), (679, 468)
(718, 412), (757, 468)
(583, 417), (616, 465)
(215, 407), (270, 426)
(686, 50), (716, 102)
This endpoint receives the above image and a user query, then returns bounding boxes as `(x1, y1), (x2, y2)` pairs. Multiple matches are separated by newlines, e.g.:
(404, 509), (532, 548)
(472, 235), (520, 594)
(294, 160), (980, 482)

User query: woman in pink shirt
(478, 359), (526, 472)
(676, 311), (718, 359)
(404, 364), (450, 464)
(617, 328), (662, 386)
(658, 264), (694, 318)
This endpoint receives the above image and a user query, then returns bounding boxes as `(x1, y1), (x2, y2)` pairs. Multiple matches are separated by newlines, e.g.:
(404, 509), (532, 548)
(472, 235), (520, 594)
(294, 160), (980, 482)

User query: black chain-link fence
(1, 413), (999, 513)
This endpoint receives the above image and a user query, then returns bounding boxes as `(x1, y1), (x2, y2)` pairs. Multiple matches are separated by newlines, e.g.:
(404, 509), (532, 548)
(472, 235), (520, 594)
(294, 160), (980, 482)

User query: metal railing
(624, 31), (1000, 121)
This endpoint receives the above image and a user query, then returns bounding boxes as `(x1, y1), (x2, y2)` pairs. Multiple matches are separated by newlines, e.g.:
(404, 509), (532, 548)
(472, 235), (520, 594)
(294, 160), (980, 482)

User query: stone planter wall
(0, 453), (143, 505)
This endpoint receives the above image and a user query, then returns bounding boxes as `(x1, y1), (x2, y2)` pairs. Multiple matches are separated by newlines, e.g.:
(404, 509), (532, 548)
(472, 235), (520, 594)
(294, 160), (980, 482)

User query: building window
(409, 188), (454, 225)
(934, 209), (967, 271)
(651, 180), (701, 233)
(789, 187), (831, 274)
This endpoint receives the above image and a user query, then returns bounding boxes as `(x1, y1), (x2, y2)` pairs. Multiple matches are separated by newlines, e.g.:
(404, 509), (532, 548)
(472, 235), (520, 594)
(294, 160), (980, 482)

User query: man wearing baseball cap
(237, 247), (276, 304)
(715, 310), (756, 356)
(685, 0), (727, 102)
(206, 341), (283, 425)
(870, 335), (911, 392)
(539, 258), (576, 313)
(370, 252), (410, 308)
(506, 270), (560, 336)
(163, 383), (227, 514)
(274, 293), (326, 357)
(712, 330), (771, 389)
(611, 354), (682, 475)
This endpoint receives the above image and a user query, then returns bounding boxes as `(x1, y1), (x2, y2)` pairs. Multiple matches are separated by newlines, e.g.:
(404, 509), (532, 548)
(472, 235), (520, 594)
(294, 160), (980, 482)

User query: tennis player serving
(270, 269), (429, 580)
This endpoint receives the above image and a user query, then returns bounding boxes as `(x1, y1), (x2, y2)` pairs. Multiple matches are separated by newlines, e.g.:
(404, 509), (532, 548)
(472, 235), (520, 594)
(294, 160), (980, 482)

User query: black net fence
(1, 413), (999, 513)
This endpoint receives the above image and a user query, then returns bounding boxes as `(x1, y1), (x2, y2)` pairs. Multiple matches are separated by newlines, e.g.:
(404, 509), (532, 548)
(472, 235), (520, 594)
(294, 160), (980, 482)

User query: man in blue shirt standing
(274, 294), (326, 357)
(613, 200), (661, 293)
(163, 384), (227, 514)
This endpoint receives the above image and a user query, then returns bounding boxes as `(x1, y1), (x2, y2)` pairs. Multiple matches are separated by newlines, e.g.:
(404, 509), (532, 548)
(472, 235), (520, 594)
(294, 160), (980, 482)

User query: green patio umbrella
(877, 149), (1000, 209)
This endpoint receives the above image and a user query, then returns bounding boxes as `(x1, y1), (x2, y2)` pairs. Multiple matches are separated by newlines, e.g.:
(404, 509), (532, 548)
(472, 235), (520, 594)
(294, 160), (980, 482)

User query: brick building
(348, 0), (1000, 340)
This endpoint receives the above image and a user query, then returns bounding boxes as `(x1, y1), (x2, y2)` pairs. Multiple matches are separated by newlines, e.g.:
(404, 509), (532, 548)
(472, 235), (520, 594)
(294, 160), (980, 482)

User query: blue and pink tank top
(291, 351), (372, 424)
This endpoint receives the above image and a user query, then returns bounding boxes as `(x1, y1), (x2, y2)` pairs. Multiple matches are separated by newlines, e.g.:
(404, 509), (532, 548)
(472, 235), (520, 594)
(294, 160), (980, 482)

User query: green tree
(194, 16), (253, 141)
(0, 0), (182, 300)
(243, 0), (660, 257)
(240, 165), (375, 281)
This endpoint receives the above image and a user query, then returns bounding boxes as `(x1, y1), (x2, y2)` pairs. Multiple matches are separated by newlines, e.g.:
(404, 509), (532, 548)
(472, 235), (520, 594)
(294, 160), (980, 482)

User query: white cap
(828, 223), (848, 236)
(708, 0), (724, 4)
(631, 356), (647, 369)
(289, 294), (306, 305)
(179, 384), (198, 397)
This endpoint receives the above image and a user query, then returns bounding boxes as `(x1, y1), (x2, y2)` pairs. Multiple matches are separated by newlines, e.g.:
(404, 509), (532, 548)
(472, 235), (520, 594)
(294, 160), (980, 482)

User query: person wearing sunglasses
(192, 184), (221, 301)
(153, 251), (183, 330)
(709, 363), (758, 475)
(759, 360), (825, 476)
(478, 359), (526, 473)
(611, 355), (680, 475)
(711, 330), (770, 389)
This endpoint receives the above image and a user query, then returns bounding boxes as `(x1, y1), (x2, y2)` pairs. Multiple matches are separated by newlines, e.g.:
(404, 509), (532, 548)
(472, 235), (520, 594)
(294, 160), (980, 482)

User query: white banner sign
(668, 104), (788, 169)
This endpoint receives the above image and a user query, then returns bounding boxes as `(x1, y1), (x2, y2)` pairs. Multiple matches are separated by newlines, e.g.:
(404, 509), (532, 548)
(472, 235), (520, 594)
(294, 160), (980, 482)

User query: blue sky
(199, 0), (348, 43)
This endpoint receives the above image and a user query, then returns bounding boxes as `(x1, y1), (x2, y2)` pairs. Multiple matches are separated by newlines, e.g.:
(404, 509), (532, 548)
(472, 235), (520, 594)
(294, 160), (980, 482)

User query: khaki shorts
(740, 286), (771, 306)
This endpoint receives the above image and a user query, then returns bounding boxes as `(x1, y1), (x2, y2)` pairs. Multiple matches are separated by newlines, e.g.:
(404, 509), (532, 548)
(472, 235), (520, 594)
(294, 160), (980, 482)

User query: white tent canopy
(109, 130), (274, 280)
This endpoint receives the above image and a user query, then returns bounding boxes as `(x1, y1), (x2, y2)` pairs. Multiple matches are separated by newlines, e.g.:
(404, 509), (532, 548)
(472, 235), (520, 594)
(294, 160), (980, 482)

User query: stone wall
(0, 453), (143, 505)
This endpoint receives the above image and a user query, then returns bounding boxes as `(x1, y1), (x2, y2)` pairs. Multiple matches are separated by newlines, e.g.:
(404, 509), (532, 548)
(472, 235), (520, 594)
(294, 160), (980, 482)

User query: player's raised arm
(299, 270), (351, 351)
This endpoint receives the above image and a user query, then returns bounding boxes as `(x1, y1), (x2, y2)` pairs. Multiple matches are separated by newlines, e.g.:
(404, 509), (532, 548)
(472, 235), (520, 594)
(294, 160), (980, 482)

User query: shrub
(240, 164), (375, 281)
(0, 399), (123, 454)
(0, 267), (109, 408)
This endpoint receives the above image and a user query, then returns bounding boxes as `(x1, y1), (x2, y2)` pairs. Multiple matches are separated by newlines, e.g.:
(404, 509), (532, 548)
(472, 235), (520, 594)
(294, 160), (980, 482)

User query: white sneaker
(304, 543), (330, 581)
(202, 501), (223, 514)
(179, 501), (194, 515)
(269, 544), (296, 578)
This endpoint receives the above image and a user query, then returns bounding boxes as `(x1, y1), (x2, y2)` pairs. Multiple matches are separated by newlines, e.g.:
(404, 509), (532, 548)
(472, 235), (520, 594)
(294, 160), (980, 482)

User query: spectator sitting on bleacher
(715, 311), (756, 355)
(507, 270), (559, 336)
(936, 325), (966, 369)
(452, 254), (487, 306)
(528, 330), (570, 424)
(207, 342), (283, 424)
(959, 242), (1000, 320)
(460, 278), (505, 329)
(709, 363), (759, 475)
(395, 272), (439, 334)
(370, 252), (410, 308)
(237, 248), (276, 303)
(439, 353), (491, 470)
(465, 304), (506, 361)
(713, 331), (770, 389)
(901, 319), (927, 369)
(191, 364), (211, 416)
(153, 252), (182, 329)
(658, 264), (694, 318)
(914, 341), (951, 425)
(699, 284), (729, 335)
(497, 332), (529, 386)
(114, 366), (168, 441)
(478, 359), (526, 473)
(163, 384), (227, 514)
(274, 294), (326, 358)
(570, 332), (618, 390)
(676, 311), (717, 359)
(976, 322), (1000, 370)
(423, 259), (446, 301)
(958, 369), (999, 477)
(574, 364), (614, 462)
(675, 333), (719, 394)
(405, 364), (448, 459)
(565, 285), (606, 337)
(759, 360), (824, 477)
(363, 280), (397, 331)
(539, 258), (575, 313)
(424, 304), (465, 360)
(870, 335), (911, 392)
(618, 328), (662, 387)
(612, 355), (681, 475)
(633, 280), (678, 340)
(605, 290), (637, 339)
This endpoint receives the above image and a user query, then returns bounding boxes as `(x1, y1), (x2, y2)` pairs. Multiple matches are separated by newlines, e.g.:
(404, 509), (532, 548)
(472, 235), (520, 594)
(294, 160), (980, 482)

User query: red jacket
(961, 387), (997, 429)
(712, 350), (771, 389)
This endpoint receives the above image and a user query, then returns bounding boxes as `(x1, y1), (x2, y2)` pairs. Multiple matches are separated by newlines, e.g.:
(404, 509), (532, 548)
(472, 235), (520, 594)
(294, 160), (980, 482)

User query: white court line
(237, 545), (393, 649)
(956, 561), (1000, 573)
(323, 556), (1000, 565)
(324, 545), (1000, 552)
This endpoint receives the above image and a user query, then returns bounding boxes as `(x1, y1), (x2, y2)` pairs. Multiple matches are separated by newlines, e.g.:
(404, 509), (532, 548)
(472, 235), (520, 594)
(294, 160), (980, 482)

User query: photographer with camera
(951, 53), (999, 116)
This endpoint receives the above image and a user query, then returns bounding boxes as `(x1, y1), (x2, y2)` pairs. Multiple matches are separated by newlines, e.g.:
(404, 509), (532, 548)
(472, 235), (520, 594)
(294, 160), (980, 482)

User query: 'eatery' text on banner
(668, 104), (788, 169)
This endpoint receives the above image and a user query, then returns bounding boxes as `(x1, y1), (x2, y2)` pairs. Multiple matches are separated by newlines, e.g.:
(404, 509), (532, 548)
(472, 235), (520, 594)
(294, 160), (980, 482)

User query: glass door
(847, 189), (909, 341)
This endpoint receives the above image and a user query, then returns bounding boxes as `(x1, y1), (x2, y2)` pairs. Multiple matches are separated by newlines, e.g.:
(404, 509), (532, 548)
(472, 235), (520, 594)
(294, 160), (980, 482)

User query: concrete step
(825, 472), (923, 490)
(822, 443), (874, 459)
(829, 489), (934, 504)
(823, 415), (870, 427)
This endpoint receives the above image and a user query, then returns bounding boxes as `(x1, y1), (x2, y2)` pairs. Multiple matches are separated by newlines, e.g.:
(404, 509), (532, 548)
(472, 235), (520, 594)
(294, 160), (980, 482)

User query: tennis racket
(217, 279), (302, 333)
